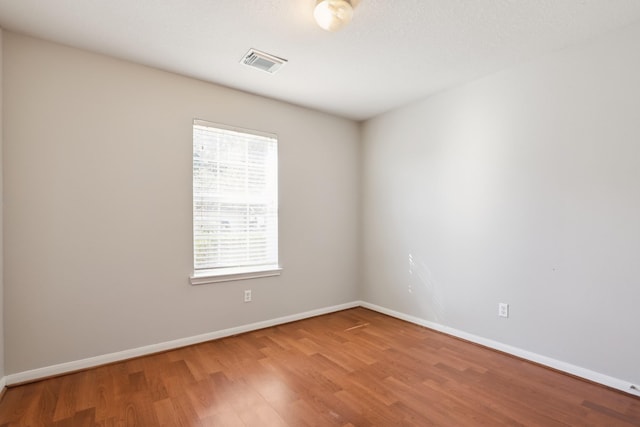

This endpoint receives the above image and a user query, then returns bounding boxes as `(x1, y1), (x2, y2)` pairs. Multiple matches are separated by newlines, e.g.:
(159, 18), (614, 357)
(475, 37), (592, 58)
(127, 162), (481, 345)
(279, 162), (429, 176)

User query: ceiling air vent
(241, 49), (287, 74)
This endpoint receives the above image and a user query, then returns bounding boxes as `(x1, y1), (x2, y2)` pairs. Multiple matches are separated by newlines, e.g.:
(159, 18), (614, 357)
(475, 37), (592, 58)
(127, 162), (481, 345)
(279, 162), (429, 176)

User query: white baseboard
(7, 300), (640, 398)
(6, 301), (360, 386)
(360, 301), (640, 397)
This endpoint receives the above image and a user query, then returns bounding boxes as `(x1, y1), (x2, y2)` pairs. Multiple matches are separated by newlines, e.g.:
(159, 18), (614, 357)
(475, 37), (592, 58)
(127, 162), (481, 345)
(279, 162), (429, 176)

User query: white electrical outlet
(244, 289), (252, 303)
(498, 303), (509, 318)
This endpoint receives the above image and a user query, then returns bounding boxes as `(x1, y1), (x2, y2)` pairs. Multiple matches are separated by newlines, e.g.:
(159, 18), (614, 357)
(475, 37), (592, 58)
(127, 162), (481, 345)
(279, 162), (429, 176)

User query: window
(190, 119), (280, 284)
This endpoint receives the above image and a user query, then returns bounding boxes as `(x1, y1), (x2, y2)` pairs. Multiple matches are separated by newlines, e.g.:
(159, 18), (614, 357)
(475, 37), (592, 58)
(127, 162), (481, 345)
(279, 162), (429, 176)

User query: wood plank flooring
(0, 307), (638, 426)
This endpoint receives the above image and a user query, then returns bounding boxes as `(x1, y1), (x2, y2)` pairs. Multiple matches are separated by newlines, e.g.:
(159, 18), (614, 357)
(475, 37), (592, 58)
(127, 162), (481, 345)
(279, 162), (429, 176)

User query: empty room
(0, 0), (639, 425)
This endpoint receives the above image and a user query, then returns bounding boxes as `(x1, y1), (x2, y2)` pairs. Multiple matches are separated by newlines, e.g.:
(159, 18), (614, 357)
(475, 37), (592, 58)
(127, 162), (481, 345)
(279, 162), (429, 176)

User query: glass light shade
(314, 0), (354, 32)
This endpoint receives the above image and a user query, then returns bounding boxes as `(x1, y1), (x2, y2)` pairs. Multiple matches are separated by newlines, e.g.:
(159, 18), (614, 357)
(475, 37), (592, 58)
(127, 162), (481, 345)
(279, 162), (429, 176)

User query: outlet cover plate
(498, 303), (509, 318)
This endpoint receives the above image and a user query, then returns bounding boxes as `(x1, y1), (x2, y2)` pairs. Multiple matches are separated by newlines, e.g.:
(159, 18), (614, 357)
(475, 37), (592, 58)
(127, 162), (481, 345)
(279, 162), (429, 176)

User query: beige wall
(0, 28), (4, 380)
(361, 22), (640, 385)
(3, 32), (360, 374)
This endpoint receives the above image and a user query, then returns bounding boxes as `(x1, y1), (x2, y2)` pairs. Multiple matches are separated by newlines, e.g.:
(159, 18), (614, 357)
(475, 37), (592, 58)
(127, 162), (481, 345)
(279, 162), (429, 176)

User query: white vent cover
(241, 49), (287, 74)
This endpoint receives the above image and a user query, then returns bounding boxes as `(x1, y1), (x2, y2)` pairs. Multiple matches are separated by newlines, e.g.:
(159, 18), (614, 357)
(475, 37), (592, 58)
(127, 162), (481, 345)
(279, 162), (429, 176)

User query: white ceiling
(1, 1), (640, 120)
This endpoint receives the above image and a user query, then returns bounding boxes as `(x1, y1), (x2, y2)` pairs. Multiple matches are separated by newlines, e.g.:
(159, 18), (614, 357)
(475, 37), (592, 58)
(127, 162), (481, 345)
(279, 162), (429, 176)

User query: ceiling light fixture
(314, 0), (356, 32)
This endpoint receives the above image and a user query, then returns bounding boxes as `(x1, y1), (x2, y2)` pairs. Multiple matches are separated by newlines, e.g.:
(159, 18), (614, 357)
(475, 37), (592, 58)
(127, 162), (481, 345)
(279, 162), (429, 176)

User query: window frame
(189, 119), (281, 285)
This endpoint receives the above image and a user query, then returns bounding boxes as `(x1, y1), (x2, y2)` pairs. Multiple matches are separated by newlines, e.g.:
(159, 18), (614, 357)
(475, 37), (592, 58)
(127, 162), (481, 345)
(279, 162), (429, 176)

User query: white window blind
(193, 120), (278, 273)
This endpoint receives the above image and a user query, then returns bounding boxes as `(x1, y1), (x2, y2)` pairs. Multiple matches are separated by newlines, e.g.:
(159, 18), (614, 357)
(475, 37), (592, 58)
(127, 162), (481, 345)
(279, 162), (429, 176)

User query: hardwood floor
(0, 307), (638, 426)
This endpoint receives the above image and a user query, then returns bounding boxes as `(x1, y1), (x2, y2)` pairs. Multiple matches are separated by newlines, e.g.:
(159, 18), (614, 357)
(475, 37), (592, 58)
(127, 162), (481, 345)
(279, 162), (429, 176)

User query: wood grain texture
(0, 308), (638, 426)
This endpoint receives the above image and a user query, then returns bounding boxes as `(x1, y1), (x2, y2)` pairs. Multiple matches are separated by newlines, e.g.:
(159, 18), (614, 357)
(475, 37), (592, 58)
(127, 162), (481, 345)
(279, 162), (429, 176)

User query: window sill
(190, 265), (282, 285)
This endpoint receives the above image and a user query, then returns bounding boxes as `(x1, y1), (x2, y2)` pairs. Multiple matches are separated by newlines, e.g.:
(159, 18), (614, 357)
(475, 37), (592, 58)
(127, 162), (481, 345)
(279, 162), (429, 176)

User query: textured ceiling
(1, 0), (640, 120)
